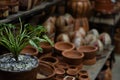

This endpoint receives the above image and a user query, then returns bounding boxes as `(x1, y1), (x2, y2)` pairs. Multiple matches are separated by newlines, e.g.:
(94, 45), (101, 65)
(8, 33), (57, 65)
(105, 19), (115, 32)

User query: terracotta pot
(55, 68), (65, 75)
(77, 46), (98, 59)
(79, 74), (90, 80)
(63, 76), (76, 80)
(83, 57), (96, 65)
(55, 62), (69, 70)
(67, 0), (91, 17)
(0, 53), (39, 80)
(21, 45), (38, 56)
(74, 18), (89, 33)
(37, 61), (55, 80)
(40, 42), (53, 54)
(39, 56), (59, 65)
(66, 68), (79, 76)
(79, 70), (88, 76)
(62, 50), (84, 65)
(114, 33), (120, 53)
(0, 6), (9, 19)
(54, 42), (75, 55)
(95, 0), (114, 13)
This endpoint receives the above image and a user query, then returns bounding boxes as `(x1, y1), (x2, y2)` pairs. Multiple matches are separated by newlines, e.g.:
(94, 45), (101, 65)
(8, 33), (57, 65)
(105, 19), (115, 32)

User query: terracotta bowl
(39, 56), (58, 65)
(62, 50), (84, 65)
(21, 45), (38, 56)
(77, 46), (98, 59)
(37, 61), (55, 80)
(54, 42), (75, 55)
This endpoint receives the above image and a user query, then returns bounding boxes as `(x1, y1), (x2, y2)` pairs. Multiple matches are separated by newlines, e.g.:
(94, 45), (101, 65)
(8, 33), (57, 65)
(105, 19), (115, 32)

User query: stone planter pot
(0, 53), (39, 80)
(21, 45), (39, 56)
(39, 56), (59, 65)
(62, 50), (84, 65)
(54, 42), (75, 56)
(37, 61), (55, 80)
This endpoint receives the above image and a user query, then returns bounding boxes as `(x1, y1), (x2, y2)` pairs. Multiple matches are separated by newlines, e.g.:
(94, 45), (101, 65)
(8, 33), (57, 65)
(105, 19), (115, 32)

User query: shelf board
(0, 0), (61, 23)
(83, 45), (114, 80)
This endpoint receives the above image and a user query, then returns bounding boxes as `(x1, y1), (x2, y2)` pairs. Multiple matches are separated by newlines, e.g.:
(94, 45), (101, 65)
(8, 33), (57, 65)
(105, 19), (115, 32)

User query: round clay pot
(79, 74), (90, 80)
(55, 68), (65, 75)
(77, 46), (98, 59)
(83, 57), (96, 65)
(79, 70), (88, 76)
(37, 61), (55, 80)
(54, 42), (75, 55)
(21, 45), (38, 56)
(66, 68), (79, 76)
(63, 76), (76, 80)
(55, 62), (69, 70)
(39, 56), (59, 65)
(40, 42), (53, 53)
(62, 50), (84, 65)
(67, 0), (91, 17)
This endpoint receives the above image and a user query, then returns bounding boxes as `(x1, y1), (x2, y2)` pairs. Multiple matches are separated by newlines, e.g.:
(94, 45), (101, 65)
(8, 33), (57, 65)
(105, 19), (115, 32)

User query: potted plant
(0, 18), (53, 80)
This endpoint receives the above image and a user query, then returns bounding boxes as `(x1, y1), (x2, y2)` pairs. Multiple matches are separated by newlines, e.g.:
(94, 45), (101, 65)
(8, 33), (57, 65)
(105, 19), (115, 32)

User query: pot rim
(54, 41), (75, 51)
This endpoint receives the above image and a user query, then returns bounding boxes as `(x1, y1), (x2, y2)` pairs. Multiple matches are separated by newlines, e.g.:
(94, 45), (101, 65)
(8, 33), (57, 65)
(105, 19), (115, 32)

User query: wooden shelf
(0, 0), (61, 23)
(83, 46), (114, 80)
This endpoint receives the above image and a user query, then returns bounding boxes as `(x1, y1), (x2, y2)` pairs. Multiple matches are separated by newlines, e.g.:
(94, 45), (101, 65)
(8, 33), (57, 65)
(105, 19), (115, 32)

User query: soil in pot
(0, 53), (39, 80)
(37, 61), (55, 80)
(62, 50), (84, 65)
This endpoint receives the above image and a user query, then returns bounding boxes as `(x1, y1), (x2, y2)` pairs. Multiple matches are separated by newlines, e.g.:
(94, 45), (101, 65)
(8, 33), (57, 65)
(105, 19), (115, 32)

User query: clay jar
(21, 45), (38, 56)
(54, 42), (75, 56)
(62, 50), (84, 65)
(37, 61), (55, 80)
(67, 0), (91, 17)
(39, 56), (59, 65)
(95, 0), (114, 13)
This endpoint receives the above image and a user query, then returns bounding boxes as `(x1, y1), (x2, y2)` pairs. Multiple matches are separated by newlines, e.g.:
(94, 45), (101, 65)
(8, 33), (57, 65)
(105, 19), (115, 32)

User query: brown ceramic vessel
(62, 50), (84, 65)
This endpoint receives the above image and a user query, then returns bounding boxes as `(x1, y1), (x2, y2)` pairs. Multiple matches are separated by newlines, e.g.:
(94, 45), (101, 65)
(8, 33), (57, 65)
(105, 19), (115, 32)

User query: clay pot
(55, 68), (65, 76)
(79, 74), (90, 80)
(79, 70), (88, 76)
(54, 42), (75, 55)
(95, 0), (114, 13)
(62, 50), (84, 65)
(66, 67), (79, 76)
(67, 0), (91, 17)
(39, 56), (59, 65)
(40, 42), (53, 54)
(114, 33), (120, 53)
(83, 57), (96, 65)
(37, 61), (55, 80)
(63, 76), (76, 80)
(21, 45), (38, 56)
(77, 46), (98, 59)
(74, 18), (89, 33)
(55, 62), (69, 70)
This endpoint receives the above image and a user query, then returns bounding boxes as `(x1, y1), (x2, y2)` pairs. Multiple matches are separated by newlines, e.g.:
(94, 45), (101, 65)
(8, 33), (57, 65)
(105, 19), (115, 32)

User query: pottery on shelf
(62, 50), (84, 65)
(21, 45), (38, 56)
(66, 68), (79, 76)
(77, 45), (98, 59)
(79, 74), (90, 80)
(54, 42), (75, 55)
(55, 62), (69, 70)
(79, 70), (88, 76)
(37, 61), (55, 80)
(39, 56), (59, 65)
(55, 67), (65, 76)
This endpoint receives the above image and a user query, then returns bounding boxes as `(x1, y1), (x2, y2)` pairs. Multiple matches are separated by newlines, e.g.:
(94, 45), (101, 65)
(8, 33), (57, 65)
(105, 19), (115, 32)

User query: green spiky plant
(0, 18), (54, 61)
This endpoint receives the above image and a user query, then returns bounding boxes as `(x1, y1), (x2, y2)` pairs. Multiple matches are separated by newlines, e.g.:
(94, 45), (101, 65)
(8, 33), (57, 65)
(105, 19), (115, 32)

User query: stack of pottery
(67, 0), (92, 17)
(95, 0), (115, 13)
(77, 45), (98, 65)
